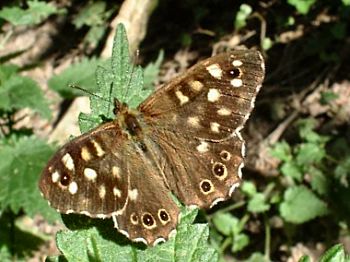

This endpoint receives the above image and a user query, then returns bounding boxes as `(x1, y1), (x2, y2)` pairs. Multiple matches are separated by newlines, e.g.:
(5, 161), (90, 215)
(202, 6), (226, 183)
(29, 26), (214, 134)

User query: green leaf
(212, 213), (238, 236)
(308, 166), (328, 195)
(231, 233), (249, 253)
(0, 0), (61, 26)
(269, 141), (292, 162)
(335, 156), (350, 181)
(111, 24), (133, 101)
(0, 64), (19, 80)
(0, 136), (59, 222)
(56, 207), (218, 261)
(287, 0), (316, 15)
(72, 1), (113, 48)
(78, 24), (153, 133)
(0, 66), (51, 119)
(245, 252), (269, 262)
(143, 50), (164, 90)
(72, 2), (108, 28)
(262, 37), (273, 51)
(298, 255), (311, 262)
(241, 181), (257, 197)
(280, 186), (328, 224)
(296, 143), (326, 166)
(235, 4), (252, 30)
(343, 0), (350, 5)
(84, 25), (107, 48)
(281, 161), (303, 181)
(298, 119), (328, 144)
(48, 57), (104, 99)
(247, 193), (270, 213)
(319, 244), (349, 262)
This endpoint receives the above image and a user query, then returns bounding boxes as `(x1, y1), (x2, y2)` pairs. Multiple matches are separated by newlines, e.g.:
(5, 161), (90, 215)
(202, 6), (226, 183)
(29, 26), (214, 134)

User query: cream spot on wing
(51, 171), (60, 183)
(189, 80), (204, 92)
(62, 153), (75, 171)
(113, 187), (122, 197)
(217, 107), (232, 116)
(153, 238), (166, 246)
(99, 185), (106, 199)
(171, 113), (178, 122)
(80, 211), (91, 216)
(68, 182), (78, 195)
(229, 182), (240, 196)
(206, 63), (222, 79)
(129, 189), (138, 201)
(84, 168), (97, 181)
(112, 166), (121, 179)
(196, 141), (209, 153)
(175, 90), (189, 105)
(231, 78), (243, 87)
(207, 88), (220, 102)
(92, 140), (105, 157)
(81, 146), (92, 162)
(210, 122), (220, 133)
(232, 60), (243, 67)
(187, 116), (200, 128)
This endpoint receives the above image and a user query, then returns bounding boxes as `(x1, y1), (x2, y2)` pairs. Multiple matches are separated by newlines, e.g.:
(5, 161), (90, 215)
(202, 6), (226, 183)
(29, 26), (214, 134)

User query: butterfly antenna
(69, 84), (110, 103)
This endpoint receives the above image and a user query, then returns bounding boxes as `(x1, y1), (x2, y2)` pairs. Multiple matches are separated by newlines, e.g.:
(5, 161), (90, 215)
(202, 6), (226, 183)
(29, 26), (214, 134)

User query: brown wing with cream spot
(112, 140), (180, 246)
(39, 122), (129, 217)
(151, 130), (244, 208)
(139, 50), (265, 141)
(140, 50), (264, 208)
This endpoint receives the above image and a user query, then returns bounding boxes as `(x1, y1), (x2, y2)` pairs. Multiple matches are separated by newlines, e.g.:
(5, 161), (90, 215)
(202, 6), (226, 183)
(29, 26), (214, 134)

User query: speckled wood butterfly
(39, 50), (265, 246)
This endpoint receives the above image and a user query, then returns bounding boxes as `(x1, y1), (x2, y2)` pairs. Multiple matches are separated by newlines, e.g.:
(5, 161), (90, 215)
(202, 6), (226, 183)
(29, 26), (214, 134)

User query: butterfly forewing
(140, 50), (264, 141)
(39, 122), (129, 217)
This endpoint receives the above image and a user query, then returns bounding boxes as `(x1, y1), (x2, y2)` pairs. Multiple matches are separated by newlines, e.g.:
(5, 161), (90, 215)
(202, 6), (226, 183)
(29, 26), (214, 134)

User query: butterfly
(39, 50), (265, 246)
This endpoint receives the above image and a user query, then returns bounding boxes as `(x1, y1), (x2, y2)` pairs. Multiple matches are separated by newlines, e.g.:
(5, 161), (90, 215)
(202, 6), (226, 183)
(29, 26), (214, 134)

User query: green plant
(0, 58), (59, 261)
(72, 1), (116, 48)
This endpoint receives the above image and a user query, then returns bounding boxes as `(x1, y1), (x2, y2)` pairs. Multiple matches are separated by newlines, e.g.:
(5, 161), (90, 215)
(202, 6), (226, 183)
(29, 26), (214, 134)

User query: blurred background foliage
(0, 0), (350, 261)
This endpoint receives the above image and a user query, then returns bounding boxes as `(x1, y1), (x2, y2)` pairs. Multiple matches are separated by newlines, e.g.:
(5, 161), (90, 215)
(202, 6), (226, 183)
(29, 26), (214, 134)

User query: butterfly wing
(39, 122), (130, 217)
(112, 141), (180, 245)
(40, 120), (180, 245)
(139, 50), (265, 208)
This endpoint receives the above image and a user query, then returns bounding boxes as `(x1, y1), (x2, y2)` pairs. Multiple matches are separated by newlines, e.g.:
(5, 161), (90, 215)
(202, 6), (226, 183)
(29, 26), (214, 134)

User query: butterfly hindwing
(112, 140), (180, 245)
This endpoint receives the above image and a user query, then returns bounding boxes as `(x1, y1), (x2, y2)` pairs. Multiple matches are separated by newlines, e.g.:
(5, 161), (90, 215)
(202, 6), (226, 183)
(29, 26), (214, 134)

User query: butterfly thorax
(115, 99), (145, 142)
